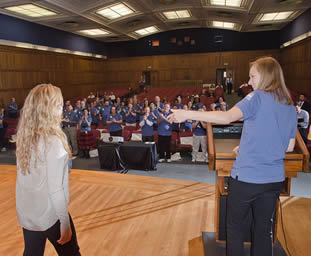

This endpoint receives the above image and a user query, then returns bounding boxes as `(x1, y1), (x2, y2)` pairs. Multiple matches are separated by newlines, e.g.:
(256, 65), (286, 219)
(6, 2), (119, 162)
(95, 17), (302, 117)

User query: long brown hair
(16, 84), (70, 174)
(250, 57), (293, 105)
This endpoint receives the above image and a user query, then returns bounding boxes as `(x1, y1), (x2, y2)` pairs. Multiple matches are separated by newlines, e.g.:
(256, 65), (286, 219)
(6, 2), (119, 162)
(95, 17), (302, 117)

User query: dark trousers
(0, 127), (6, 148)
(110, 130), (122, 137)
(227, 83), (233, 94)
(142, 135), (154, 142)
(298, 127), (308, 146)
(158, 135), (171, 159)
(23, 215), (80, 256)
(226, 177), (282, 256)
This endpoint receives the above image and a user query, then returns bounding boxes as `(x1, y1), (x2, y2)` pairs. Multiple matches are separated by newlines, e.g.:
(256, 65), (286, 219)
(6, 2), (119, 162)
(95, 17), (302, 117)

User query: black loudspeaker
(98, 144), (122, 171)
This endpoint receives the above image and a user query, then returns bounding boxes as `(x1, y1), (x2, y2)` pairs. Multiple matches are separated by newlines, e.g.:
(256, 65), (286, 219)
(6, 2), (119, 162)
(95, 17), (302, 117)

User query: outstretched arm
(168, 106), (243, 124)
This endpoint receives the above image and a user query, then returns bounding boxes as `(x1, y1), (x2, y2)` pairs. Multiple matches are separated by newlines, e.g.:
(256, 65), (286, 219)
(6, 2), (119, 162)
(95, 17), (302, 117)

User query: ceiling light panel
(4, 4), (56, 18)
(212, 21), (235, 29)
(96, 2), (135, 20)
(163, 10), (191, 20)
(210, 0), (242, 7)
(260, 11), (293, 21)
(135, 26), (159, 36)
(78, 29), (110, 36)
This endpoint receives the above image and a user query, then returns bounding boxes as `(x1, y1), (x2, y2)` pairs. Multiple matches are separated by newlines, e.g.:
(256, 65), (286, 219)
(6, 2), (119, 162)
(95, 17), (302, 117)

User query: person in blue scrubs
(139, 107), (157, 142)
(168, 57), (297, 256)
(106, 106), (123, 137)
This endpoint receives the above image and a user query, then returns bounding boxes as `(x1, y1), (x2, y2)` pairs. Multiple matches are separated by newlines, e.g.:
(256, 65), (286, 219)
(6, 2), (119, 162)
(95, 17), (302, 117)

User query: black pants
(227, 83), (232, 94)
(226, 177), (282, 256)
(0, 127), (6, 149)
(158, 135), (171, 159)
(298, 127), (308, 146)
(23, 215), (80, 256)
(110, 130), (122, 137)
(142, 135), (154, 142)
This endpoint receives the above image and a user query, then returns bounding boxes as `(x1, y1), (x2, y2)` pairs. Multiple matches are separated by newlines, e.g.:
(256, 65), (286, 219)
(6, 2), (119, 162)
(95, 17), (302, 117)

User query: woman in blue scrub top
(106, 106), (123, 137)
(168, 57), (297, 256)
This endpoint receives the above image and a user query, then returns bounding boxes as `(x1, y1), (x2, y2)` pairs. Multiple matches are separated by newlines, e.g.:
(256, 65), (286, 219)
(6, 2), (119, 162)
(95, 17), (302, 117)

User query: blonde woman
(169, 57), (297, 256)
(16, 84), (80, 256)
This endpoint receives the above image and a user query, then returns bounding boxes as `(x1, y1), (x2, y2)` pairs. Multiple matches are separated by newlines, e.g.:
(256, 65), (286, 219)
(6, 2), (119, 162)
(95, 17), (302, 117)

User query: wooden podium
(203, 122), (309, 255)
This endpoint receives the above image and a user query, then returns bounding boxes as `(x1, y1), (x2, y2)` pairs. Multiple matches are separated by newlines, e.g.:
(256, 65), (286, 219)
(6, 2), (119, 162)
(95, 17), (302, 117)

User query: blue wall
(280, 8), (311, 45)
(0, 13), (107, 55)
(106, 28), (280, 58)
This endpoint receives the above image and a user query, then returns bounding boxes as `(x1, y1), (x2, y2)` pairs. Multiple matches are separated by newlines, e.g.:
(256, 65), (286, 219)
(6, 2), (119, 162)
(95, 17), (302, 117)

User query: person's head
(155, 96), (160, 103)
(144, 99), (149, 106)
(164, 103), (170, 113)
(218, 97), (224, 103)
(145, 107), (150, 115)
(249, 57), (293, 105)
(128, 103), (133, 109)
(116, 97), (121, 103)
(83, 108), (88, 116)
(220, 102), (227, 111)
(81, 100), (86, 108)
(111, 106), (116, 115)
(177, 96), (181, 103)
(210, 103), (216, 111)
(299, 94), (305, 102)
(187, 101), (192, 108)
(66, 104), (73, 112)
(11, 97), (16, 103)
(16, 84), (70, 174)
(183, 105), (188, 110)
(202, 105), (207, 111)
(150, 102), (155, 110)
(121, 101), (125, 107)
(65, 100), (70, 106)
(194, 97), (200, 103)
(104, 100), (109, 107)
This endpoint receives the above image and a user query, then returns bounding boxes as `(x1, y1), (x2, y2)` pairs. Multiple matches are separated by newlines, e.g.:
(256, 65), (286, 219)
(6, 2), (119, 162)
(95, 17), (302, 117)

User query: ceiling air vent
(216, 11), (233, 18)
(127, 19), (142, 27)
(256, 24), (273, 28)
(62, 21), (79, 28)
(177, 21), (191, 26)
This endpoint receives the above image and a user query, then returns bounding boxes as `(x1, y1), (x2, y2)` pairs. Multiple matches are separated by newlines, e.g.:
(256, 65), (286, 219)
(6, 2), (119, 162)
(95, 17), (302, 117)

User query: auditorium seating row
(136, 86), (224, 105)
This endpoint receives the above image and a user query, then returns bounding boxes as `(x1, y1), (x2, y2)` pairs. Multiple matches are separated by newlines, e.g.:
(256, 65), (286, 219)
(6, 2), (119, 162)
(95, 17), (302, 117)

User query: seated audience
(7, 97), (18, 118)
(106, 106), (123, 137)
(192, 108), (208, 163)
(296, 105), (309, 146)
(216, 96), (229, 111)
(88, 92), (95, 99)
(62, 105), (79, 156)
(158, 104), (173, 162)
(176, 96), (183, 109)
(139, 107), (157, 142)
(79, 109), (93, 158)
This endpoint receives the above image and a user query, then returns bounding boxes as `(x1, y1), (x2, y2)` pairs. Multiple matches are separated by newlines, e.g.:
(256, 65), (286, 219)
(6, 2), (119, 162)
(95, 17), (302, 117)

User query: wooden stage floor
(0, 165), (310, 256)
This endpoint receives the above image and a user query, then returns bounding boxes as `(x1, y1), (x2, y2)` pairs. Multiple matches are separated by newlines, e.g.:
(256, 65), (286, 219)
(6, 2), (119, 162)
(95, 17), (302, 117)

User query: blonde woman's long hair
(250, 57), (293, 105)
(16, 84), (71, 175)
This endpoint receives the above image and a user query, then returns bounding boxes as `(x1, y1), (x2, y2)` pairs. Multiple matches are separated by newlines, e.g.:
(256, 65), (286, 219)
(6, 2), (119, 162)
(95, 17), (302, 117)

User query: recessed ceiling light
(78, 29), (110, 36)
(96, 2), (135, 20)
(4, 4), (56, 18)
(260, 11), (293, 22)
(163, 10), (191, 20)
(212, 21), (235, 29)
(135, 26), (159, 36)
(210, 0), (242, 7)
